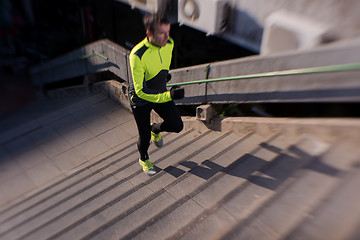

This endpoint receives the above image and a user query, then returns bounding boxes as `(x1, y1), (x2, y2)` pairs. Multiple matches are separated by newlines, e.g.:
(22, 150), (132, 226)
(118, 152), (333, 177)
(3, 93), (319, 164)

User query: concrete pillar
(196, 104), (217, 122)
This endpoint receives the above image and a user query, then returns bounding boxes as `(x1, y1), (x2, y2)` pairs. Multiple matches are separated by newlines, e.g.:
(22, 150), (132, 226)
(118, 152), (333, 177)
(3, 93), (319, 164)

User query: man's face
(147, 23), (170, 47)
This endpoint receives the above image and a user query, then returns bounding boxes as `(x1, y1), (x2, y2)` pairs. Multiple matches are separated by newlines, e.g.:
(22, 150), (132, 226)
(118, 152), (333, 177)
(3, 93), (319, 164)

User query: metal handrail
(31, 52), (108, 75)
(80, 52), (108, 60)
(167, 62), (360, 87)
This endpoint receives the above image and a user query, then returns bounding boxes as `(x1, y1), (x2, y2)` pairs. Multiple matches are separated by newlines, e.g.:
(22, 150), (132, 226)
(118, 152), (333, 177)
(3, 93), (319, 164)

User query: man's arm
(129, 54), (172, 103)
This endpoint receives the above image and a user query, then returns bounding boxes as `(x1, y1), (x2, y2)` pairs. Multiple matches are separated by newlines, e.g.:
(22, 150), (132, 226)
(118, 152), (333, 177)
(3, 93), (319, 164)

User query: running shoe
(139, 159), (156, 175)
(151, 124), (163, 148)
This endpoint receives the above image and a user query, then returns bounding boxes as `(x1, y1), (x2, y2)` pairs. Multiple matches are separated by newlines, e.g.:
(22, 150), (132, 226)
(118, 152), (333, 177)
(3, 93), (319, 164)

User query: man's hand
(170, 85), (185, 100)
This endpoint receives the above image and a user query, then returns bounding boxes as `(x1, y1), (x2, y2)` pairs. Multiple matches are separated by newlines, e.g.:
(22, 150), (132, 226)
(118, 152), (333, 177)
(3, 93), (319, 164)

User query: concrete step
(167, 133), (301, 240)
(220, 135), (331, 239)
(44, 131), (244, 240)
(61, 131), (261, 240)
(0, 94), (133, 221)
(1, 92), (360, 240)
(284, 140), (360, 240)
(0, 93), (110, 146)
(0, 128), (266, 240)
(1, 129), (355, 240)
(134, 133), (293, 240)
(0, 129), (197, 240)
(0, 136), (135, 224)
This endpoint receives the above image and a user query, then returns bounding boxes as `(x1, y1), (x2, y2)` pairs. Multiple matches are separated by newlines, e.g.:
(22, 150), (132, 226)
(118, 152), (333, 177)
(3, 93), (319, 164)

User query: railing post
(204, 63), (211, 104)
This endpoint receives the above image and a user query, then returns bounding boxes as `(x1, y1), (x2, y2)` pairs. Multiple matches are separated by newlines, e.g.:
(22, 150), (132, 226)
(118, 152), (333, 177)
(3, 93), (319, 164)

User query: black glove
(170, 85), (185, 100)
(167, 73), (172, 82)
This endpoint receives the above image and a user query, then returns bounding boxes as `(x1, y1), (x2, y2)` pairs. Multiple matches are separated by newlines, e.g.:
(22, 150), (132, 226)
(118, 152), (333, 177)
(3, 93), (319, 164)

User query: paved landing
(0, 93), (137, 209)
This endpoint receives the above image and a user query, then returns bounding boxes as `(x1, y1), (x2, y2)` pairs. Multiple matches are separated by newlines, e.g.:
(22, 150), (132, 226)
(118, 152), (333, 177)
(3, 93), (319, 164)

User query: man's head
(143, 14), (170, 47)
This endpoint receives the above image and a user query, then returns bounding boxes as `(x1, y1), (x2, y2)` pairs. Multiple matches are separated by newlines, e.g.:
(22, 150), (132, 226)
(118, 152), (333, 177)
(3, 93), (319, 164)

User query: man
(129, 14), (185, 175)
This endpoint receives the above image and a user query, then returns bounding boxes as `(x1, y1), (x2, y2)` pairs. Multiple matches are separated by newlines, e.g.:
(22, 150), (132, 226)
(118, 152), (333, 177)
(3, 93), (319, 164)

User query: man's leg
(152, 101), (183, 134)
(131, 104), (152, 160)
(131, 104), (157, 175)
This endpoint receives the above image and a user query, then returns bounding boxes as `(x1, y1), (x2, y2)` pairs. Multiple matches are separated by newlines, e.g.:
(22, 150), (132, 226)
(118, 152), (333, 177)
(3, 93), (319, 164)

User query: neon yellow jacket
(129, 37), (174, 106)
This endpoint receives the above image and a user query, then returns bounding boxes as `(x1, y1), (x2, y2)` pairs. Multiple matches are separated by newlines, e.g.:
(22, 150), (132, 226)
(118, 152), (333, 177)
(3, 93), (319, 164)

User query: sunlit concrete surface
(0, 92), (360, 239)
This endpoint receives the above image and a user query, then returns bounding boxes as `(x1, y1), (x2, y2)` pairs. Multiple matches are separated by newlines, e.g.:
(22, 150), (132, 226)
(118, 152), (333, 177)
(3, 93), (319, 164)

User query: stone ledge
(182, 116), (360, 143)
(35, 79), (360, 144)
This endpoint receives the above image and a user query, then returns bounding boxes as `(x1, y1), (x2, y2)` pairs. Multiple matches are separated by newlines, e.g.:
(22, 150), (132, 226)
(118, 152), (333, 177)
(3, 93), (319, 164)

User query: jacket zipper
(158, 49), (162, 63)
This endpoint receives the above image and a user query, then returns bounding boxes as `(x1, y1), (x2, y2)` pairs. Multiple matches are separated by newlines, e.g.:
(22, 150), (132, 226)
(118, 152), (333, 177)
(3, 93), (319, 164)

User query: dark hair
(143, 14), (170, 33)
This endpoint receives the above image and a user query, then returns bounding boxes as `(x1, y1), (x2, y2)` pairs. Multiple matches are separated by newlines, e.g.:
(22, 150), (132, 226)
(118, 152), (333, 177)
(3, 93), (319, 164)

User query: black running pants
(131, 101), (183, 160)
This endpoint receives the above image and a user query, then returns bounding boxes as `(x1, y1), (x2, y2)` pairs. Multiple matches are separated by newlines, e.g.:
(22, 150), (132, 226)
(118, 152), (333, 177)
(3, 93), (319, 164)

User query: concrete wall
(30, 39), (130, 86)
(31, 37), (360, 106)
(170, 37), (360, 104)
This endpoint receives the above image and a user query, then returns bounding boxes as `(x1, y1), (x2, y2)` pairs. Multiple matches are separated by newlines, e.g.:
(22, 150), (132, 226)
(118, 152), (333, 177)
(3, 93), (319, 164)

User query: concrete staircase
(0, 93), (359, 240)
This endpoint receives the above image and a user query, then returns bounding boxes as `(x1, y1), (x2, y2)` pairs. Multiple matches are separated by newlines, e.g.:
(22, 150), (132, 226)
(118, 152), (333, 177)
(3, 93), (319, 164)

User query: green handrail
(31, 52), (108, 75)
(167, 62), (360, 87)
(80, 52), (108, 61)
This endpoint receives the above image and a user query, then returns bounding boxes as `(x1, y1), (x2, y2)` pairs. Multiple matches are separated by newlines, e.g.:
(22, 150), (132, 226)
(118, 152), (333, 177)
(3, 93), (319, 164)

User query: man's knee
(173, 120), (183, 133)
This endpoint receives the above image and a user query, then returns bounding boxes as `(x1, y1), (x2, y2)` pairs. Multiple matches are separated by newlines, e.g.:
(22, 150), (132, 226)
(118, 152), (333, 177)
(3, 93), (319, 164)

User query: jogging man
(129, 14), (185, 175)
